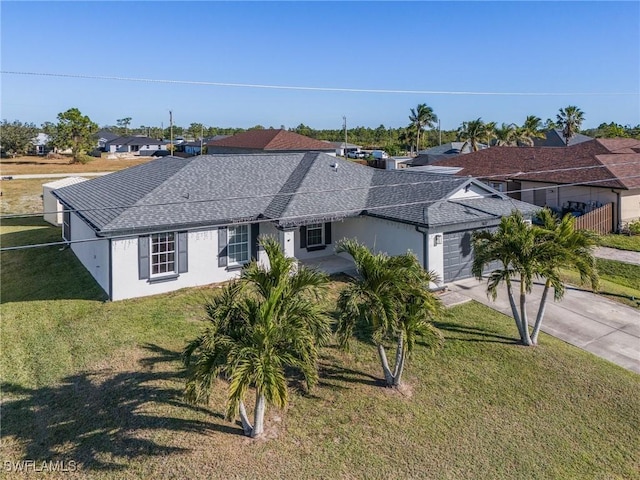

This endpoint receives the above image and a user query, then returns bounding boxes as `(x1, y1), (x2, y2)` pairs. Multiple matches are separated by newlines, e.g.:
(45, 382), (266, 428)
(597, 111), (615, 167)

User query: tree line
(2, 106), (639, 160)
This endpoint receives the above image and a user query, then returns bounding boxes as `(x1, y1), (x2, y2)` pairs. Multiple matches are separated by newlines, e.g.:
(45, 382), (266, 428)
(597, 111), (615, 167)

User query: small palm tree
(183, 237), (331, 438)
(409, 104), (438, 154)
(457, 118), (487, 152)
(335, 239), (443, 387)
(484, 121), (497, 147)
(516, 115), (546, 146)
(494, 123), (517, 146)
(557, 106), (585, 146)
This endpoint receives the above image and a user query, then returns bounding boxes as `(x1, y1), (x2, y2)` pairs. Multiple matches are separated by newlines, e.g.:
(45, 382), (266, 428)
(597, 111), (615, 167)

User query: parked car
(371, 150), (389, 160)
(347, 150), (367, 159)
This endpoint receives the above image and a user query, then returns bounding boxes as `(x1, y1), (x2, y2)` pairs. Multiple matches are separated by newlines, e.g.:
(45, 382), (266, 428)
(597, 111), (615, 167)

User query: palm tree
(183, 237), (331, 438)
(530, 209), (598, 344)
(408, 104), (438, 154)
(484, 121), (497, 147)
(516, 115), (546, 146)
(457, 118), (487, 152)
(556, 106), (585, 146)
(472, 210), (598, 346)
(494, 123), (517, 146)
(335, 239), (443, 387)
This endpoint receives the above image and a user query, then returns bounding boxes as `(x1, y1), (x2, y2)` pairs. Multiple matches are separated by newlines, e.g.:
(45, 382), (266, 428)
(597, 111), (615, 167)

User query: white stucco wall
(620, 190), (640, 223)
(69, 212), (109, 294)
(333, 216), (424, 266)
(448, 182), (491, 200)
(520, 182), (618, 210)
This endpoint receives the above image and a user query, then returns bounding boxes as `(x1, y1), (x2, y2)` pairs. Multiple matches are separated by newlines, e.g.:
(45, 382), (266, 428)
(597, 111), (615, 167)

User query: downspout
(612, 189), (621, 232)
(416, 226), (429, 271)
(108, 238), (113, 301)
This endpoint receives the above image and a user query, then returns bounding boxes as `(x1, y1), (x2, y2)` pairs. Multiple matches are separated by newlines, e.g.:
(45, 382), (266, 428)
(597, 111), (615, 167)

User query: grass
(2, 222), (639, 479)
(0, 154), (151, 176)
(0, 179), (59, 215)
(560, 258), (640, 309)
(599, 234), (640, 252)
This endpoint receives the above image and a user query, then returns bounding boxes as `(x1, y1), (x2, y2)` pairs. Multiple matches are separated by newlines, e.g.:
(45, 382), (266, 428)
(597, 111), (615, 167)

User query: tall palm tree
(335, 239), (443, 387)
(408, 104), (438, 154)
(494, 123), (517, 146)
(457, 118), (487, 152)
(472, 210), (598, 346)
(183, 237), (331, 438)
(516, 115), (546, 146)
(556, 106), (585, 146)
(531, 209), (598, 344)
(484, 121), (497, 147)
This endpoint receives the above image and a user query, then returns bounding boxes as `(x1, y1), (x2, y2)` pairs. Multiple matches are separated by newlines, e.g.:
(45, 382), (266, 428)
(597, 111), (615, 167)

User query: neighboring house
(408, 142), (488, 167)
(328, 141), (362, 157)
(179, 141), (205, 156)
(533, 128), (592, 147)
(31, 133), (51, 155)
(105, 136), (168, 155)
(430, 138), (640, 228)
(53, 153), (539, 301)
(206, 129), (336, 155)
(95, 129), (120, 150)
(42, 177), (88, 226)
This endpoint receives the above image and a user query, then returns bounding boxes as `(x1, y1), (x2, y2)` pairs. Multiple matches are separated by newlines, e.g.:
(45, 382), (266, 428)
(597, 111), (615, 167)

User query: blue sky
(1, 1), (639, 131)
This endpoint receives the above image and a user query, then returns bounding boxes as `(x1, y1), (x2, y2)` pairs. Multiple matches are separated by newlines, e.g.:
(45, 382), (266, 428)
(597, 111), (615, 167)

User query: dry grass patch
(0, 155), (152, 175)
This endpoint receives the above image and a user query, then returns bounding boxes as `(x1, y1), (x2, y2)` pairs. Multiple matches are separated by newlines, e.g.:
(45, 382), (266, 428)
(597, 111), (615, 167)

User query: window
(227, 225), (249, 265)
(306, 223), (323, 247)
(62, 210), (71, 242)
(151, 232), (176, 276)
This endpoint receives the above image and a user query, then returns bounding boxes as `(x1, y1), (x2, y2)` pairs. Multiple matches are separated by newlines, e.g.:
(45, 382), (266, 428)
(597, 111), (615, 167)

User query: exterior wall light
(434, 234), (443, 246)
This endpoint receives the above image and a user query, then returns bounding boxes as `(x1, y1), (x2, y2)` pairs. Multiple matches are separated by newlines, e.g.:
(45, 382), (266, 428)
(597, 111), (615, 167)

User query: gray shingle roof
(53, 152), (538, 236)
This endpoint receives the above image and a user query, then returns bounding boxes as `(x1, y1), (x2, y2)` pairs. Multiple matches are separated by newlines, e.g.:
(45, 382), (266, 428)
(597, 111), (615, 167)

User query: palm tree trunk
(506, 279), (525, 341)
(377, 344), (394, 387)
(392, 337), (406, 387)
(239, 400), (253, 437)
(531, 280), (551, 345)
(520, 283), (533, 346)
(392, 336), (403, 378)
(251, 393), (266, 438)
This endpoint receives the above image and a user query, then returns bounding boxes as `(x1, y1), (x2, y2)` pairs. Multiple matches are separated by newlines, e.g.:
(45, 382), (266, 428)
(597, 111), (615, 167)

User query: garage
(443, 230), (474, 282)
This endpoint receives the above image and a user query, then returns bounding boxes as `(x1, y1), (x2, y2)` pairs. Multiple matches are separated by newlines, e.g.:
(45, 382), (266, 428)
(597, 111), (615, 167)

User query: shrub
(73, 153), (95, 165)
(629, 219), (640, 235)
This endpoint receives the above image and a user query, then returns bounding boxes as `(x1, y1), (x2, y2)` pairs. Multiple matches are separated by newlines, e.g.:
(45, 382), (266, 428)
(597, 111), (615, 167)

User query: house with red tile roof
(429, 138), (640, 230)
(205, 129), (336, 155)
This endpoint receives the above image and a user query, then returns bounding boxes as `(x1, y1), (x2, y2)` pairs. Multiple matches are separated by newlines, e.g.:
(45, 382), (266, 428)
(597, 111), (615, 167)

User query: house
(408, 142), (488, 167)
(32, 133), (51, 155)
(53, 152), (539, 301)
(533, 128), (592, 147)
(179, 141), (205, 156)
(206, 129), (336, 155)
(95, 129), (120, 150)
(328, 141), (362, 157)
(430, 138), (640, 229)
(105, 136), (168, 156)
(42, 177), (88, 226)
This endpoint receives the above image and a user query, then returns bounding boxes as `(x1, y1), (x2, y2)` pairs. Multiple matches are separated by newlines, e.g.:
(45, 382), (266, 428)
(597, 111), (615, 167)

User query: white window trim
(150, 232), (177, 278)
(227, 225), (249, 267)
(306, 223), (324, 247)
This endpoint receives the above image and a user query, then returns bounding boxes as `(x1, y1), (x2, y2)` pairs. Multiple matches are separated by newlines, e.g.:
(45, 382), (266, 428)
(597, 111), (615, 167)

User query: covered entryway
(443, 230), (474, 282)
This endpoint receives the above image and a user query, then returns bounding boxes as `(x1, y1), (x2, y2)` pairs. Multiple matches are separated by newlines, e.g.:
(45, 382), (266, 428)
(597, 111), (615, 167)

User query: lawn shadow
(318, 360), (382, 388)
(432, 321), (519, 345)
(1, 344), (242, 472)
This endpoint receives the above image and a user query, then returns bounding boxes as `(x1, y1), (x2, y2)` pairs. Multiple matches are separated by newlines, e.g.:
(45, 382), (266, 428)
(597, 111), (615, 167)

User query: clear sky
(1, 1), (639, 131)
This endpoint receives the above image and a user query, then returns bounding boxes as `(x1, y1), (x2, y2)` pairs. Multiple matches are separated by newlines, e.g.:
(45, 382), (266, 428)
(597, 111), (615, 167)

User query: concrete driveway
(444, 277), (640, 374)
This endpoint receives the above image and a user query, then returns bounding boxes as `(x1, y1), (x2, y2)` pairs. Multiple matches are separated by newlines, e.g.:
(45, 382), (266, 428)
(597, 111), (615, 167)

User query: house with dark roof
(53, 152), (538, 301)
(408, 142), (488, 167)
(205, 129), (336, 155)
(430, 138), (640, 230)
(533, 129), (592, 147)
(105, 136), (168, 156)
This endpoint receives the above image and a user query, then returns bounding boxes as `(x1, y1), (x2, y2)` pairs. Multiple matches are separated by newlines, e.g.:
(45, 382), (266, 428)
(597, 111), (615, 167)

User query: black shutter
(300, 226), (307, 249)
(62, 210), (71, 242)
(251, 223), (260, 260)
(177, 231), (188, 273)
(218, 227), (228, 267)
(138, 236), (150, 279)
(324, 222), (332, 245)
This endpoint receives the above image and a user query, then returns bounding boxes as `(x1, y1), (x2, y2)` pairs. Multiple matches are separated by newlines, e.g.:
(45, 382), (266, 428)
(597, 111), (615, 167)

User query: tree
(0, 120), (39, 157)
(472, 210), (598, 346)
(335, 239), (443, 388)
(494, 123), (517, 146)
(556, 106), (585, 145)
(116, 117), (132, 135)
(408, 103), (438, 153)
(484, 121), (497, 147)
(457, 118), (487, 152)
(516, 115), (545, 146)
(49, 108), (98, 158)
(187, 122), (205, 140)
(183, 237), (331, 438)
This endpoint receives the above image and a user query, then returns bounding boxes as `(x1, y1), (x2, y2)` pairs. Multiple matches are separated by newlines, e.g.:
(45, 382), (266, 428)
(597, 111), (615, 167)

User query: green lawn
(2, 222), (639, 479)
(599, 234), (640, 252)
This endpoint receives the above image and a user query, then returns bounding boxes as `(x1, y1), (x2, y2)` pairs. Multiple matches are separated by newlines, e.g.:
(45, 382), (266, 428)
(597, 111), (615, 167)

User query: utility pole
(343, 115), (347, 157)
(438, 119), (442, 146)
(169, 110), (173, 155)
(200, 124), (204, 155)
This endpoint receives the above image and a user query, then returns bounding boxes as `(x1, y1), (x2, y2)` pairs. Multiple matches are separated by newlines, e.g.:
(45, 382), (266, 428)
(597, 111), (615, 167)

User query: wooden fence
(575, 202), (613, 235)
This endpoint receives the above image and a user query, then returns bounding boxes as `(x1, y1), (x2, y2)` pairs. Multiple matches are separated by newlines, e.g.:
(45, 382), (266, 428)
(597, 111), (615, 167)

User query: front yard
(1, 221), (638, 479)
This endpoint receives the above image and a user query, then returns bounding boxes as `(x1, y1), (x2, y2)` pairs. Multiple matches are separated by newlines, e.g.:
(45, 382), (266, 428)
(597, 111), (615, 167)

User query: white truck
(371, 150), (389, 160)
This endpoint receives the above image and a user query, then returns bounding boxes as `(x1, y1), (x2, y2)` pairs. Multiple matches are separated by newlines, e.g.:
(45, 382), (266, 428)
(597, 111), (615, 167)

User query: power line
(1, 70), (638, 97)
(1, 161), (639, 221)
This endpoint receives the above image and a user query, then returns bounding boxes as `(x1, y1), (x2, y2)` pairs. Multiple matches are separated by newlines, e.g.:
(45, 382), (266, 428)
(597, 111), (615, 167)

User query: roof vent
(330, 163), (338, 172)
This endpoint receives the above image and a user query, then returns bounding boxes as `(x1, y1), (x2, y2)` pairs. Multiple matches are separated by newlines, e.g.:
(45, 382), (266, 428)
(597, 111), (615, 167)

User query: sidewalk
(441, 277), (640, 374)
(594, 246), (640, 266)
